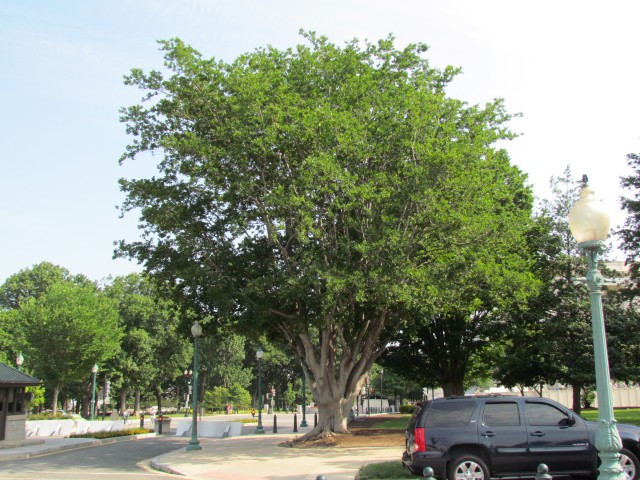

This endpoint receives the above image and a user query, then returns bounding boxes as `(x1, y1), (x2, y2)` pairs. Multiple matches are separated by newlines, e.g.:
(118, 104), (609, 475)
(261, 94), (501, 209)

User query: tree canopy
(117, 32), (535, 437)
(15, 281), (123, 413)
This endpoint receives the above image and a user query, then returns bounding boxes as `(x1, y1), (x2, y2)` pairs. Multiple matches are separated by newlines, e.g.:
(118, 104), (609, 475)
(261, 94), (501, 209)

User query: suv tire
(620, 448), (640, 480)
(448, 454), (489, 480)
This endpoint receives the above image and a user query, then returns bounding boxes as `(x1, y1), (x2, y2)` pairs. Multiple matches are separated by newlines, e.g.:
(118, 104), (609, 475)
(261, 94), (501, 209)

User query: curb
(150, 456), (191, 476)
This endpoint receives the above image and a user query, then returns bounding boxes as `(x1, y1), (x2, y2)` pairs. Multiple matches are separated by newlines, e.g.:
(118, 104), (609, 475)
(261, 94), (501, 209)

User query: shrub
(28, 411), (76, 420)
(70, 428), (151, 439)
(399, 404), (417, 414)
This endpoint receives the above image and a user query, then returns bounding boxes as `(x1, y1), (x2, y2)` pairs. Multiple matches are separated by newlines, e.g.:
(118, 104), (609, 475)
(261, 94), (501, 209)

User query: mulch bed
(284, 414), (406, 448)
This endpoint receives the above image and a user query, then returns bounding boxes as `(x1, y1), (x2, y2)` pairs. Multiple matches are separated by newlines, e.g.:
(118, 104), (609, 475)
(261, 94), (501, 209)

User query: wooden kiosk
(0, 362), (40, 441)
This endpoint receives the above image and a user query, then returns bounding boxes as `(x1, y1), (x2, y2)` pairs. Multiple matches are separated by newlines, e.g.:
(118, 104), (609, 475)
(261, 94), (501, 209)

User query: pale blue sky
(1, 0), (639, 284)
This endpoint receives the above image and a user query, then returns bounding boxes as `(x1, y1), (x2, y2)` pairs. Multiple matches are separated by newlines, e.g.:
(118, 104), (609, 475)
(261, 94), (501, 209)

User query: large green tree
(14, 281), (123, 413)
(0, 262), (93, 364)
(0, 261), (92, 310)
(117, 32), (534, 437)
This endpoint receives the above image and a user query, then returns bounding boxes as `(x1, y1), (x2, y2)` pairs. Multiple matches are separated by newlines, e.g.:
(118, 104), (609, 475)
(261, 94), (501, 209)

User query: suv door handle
(530, 431), (545, 437)
(481, 431), (496, 437)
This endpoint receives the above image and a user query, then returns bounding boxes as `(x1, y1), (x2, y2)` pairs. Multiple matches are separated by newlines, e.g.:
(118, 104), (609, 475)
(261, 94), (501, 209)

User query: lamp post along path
(16, 352), (24, 372)
(91, 364), (98, 421)
(255, 348), (265, 434)
(187, 320), (203, 451)
(569, 179), (624, 480)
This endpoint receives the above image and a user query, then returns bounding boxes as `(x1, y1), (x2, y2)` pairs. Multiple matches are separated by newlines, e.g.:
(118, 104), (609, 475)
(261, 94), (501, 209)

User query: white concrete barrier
(175, 419), (241, 438)
(25, 420), (127, 437)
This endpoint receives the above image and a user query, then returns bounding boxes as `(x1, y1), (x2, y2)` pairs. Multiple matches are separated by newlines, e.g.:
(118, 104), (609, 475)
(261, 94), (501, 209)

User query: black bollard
(273, 414), (278, 433)
(314, 413), (318, 427)
(293, 413), (298, 433)
(140, 414), (145, 429)
(535, 464), (552, 480)
(157, 415), (163, 434)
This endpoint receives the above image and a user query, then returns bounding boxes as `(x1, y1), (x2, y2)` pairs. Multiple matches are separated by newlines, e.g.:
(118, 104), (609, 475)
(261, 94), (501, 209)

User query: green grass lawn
(581, 408), (640, 426)
(358, 461), (415, 479)
(371, 415), (410, 429)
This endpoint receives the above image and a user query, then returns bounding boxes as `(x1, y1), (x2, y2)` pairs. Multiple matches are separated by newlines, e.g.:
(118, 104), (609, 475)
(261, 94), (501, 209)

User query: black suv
(403, 395), (640, 480)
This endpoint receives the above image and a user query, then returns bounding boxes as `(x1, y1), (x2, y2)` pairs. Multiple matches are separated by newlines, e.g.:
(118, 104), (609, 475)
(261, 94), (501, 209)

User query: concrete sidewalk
(0, 415), (403, 479)
(151, 432), (402, 479)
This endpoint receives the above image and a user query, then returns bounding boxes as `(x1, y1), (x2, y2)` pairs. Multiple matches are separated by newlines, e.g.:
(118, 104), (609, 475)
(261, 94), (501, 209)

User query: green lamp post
(15, 352), (24, 371)
(569, 178), (623, 480)
(255, 347), (265, 434)
(186, 320), (203, 452)
(90, 363), (98, 421)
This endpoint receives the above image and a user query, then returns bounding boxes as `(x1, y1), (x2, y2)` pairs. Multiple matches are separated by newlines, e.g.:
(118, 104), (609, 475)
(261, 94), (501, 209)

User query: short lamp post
(91, 364), (98, 421)
(186, 320), (203, 452)
(568, 178), (623, 480)
(255, 347), (265, 434)
(184, 369), (193, 417)
(15, 352), (24, 372)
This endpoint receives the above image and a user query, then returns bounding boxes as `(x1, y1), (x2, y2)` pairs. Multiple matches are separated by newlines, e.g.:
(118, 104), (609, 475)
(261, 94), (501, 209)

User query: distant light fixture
(15, 352), (24, 370)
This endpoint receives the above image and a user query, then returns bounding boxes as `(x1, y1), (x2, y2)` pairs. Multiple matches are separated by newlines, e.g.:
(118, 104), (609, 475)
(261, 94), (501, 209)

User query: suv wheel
(448, 454), (489, 480)
(620, 448), (640, 480)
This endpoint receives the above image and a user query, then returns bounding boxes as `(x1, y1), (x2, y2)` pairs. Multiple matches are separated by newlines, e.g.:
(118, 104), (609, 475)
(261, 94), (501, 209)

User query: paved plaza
(0, 415), (403, 480)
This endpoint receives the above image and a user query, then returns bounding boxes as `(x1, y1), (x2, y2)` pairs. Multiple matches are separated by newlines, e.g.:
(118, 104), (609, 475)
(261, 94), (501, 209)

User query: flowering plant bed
(70, 428), (151, 439)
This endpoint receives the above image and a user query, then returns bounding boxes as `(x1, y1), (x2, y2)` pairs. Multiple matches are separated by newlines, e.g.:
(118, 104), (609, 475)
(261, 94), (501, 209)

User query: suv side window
(483, 402), (520, 426)
(426, 401), (474, 427)
(526, 402), (569, 426)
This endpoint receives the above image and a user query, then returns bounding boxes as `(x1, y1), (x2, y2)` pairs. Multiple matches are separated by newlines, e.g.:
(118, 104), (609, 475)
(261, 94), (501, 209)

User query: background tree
(0, 261), (82, 310)
(198, 330), (252, 399)
(14, 281), (123, 413)
(104, 273), (179, 415)
(143, 301), (192, 415)
(619, 152), (640, 287)
(494, 167), (633, 412)
(0, 262), (94, 364)
(117, 32), (534, 438)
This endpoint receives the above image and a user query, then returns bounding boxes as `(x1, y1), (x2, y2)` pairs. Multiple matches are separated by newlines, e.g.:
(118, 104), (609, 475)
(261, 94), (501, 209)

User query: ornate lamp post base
(186, 439), (202, 451)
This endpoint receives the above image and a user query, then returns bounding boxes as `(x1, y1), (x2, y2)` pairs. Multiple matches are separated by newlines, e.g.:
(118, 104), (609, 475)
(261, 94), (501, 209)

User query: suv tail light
(414, 427), (426, 452)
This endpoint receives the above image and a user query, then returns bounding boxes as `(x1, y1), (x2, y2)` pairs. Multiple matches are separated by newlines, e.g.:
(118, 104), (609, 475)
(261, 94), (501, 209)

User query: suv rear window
(426, 401), (474, 427)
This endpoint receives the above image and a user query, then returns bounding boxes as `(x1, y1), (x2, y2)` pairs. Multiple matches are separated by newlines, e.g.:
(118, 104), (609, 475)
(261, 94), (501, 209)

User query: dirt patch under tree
(283, 414), (406, 448)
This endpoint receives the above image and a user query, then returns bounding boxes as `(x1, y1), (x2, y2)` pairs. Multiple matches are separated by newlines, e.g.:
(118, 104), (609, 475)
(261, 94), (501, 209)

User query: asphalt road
(0, 436), (189, 480)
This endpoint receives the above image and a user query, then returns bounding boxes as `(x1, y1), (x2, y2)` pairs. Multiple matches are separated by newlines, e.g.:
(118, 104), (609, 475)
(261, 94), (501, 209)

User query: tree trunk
(52, 385), (60, 414)
(534, 383), (544, 397)
(120, 388), (128, 413)
(276, 308), (388, 443)
(572, 383), (582, 414)
(81, 393), (89, 418)
(133, 388), (140, 416)
(156, 388), (163, 415)
(442, 378), (465, 397)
